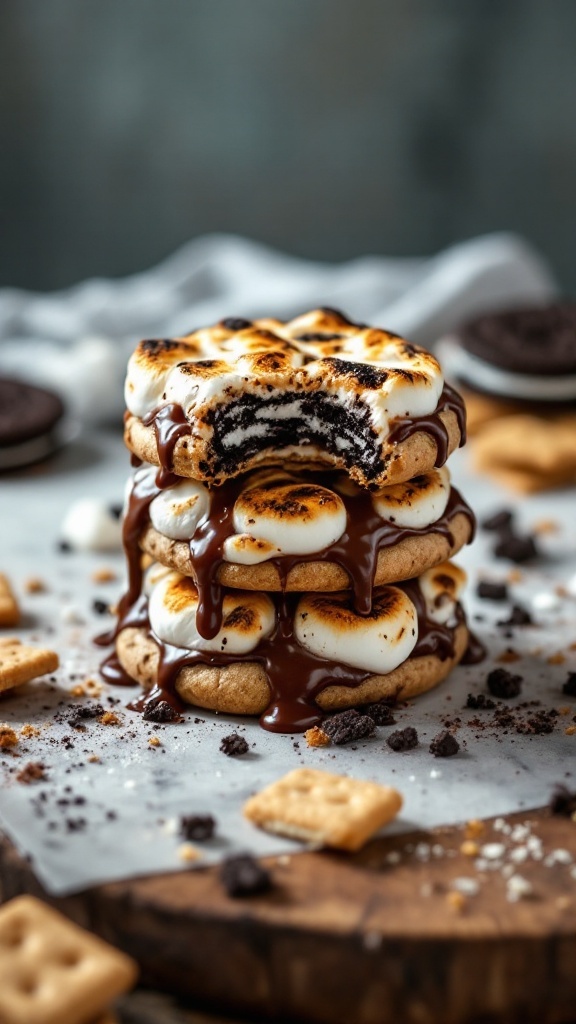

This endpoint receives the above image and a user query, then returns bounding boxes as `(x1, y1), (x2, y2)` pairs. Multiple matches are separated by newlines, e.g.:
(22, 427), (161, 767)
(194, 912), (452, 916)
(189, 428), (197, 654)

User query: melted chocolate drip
(388, 384), (467, 468)
(116, 467), (474, 643)
(144, 404), (192, 487)
(461, 629), (487, 664)
(125, 583), (462, 733)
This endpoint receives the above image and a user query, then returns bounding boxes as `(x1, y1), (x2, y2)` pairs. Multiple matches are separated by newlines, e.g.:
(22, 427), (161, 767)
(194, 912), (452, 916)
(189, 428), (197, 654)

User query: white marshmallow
(148, 571), (275, 653)
(372, 467), (451, 529)
(60, 498), (122, 552)
(294, 587), (418, 674)
(149, 478), (211, 541)
(418, 562), (467, 625)
(224, 478), (346, 564)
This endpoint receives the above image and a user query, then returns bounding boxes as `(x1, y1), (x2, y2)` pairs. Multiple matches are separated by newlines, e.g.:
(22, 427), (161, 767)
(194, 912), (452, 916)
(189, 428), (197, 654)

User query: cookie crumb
(466, 693), (496, 710)
(497, 604), (533, 628)
(91, 568), (117, 584)
(100, 711), (120, 726)
(446, 891), (466, 913)
(220, 854), (272, 897)
(220, 733), (249, 756)
(496, 649), (521, 664)
(305, 726), (330, 747)
(550, 786), (576, 818)
(387, 727), (418, 752)
(487, 667), (523, 699)
(24, 577), (46, 594)
(322, 709), (375, 745)
(429, 730), (459, 757)
(464, 819), (485, 839)
(476, 580), (508, 601)
(177, 842), (202, 863)
(143, 700), (181, 723)
(359, 702), (396, 726)
(16, 761), (47, 784)
(148, 736), (161, 747)
(562, 673), (576, 697)
(547, 652), (565, 665)
(0, 725), (19, 748)
(180, 814), (216, 841)
(20, 724), (40, 739)
(460, 840), (479, 857)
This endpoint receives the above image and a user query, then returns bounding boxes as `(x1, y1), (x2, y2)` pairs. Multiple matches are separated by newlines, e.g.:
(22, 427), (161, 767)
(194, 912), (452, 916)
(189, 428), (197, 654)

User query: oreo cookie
(0, 377), (66, 470)
(438, 303), (576, 404)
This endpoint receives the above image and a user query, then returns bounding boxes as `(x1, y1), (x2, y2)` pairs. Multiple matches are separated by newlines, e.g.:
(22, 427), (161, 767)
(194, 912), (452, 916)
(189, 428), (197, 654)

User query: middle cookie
(129, 464), (475, 595)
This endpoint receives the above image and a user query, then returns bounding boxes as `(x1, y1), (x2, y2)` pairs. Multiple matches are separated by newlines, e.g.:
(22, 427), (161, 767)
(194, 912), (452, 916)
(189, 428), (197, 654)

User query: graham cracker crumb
(24, 577), (47, 594)
(91, 568), (117, 583)
(532, 519), (558, 535)
(460, 840), (480, 857)
(70, 684), (86, 697)
(497, 650), (521, 664)
(87, 755), (101, 763)
(178, 842), (202, 863)
(547, 653), (566, 665)
(0, 725), (19, 748)
(16, 761), (47, 784)
(148, 736), (161, 747)
(305, 726), (331, 747)
(446, 891), (466, 913)
(565, 726), (576, 736)
(464, 820), (485, 839)
(85, 679), (103, 696)
(20, 724), (40, 739)
(507, 569), (523, 584)
(100, 712), (120, 726)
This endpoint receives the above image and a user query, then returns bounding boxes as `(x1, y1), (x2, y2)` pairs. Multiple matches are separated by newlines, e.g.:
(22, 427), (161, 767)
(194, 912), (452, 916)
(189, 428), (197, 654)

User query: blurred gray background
(1, 0), (575, 292)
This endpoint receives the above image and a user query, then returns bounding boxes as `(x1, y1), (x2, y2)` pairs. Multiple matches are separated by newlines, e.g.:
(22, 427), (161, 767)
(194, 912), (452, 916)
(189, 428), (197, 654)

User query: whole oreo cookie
(461, 303), (576, 376)
(0, 377), (65, 468)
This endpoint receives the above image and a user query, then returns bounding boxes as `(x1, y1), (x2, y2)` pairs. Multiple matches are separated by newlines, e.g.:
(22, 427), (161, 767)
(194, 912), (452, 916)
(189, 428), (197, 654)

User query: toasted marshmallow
(125, 336), (211, 418)
(419, 561), (467, 625)
(60, 498), (122, 552)
(224, 479), (346, 564)
(295, 587), (418, 674)
(148, 571), (275, 653)
(372, 467), (451, 529)
(149, 478), (210, 541)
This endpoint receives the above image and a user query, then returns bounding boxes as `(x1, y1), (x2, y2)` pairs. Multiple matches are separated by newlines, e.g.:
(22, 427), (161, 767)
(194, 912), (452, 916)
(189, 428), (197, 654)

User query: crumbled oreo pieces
(481, 509), (514, 532)
(220, 853), (272, 897)
(493, 532), (538, 564)
(429, 730), (460, 757)
(497, 604), (533, 628)
(322, 709), (375, 745)
(487, 667), (523, 699)
(466, 693), (496, 710)
(358, 702), (396, 726)
(220, 733), (249, 756)
(142, 700), (181, 723)
(562, 672), (576, 697)
(92, 599), (110, 616)
(549, 785), (576, 818)
(67, 703), (104, 729)
(180, 814), (216, 842)
(476, 580), (509, 601)
(387, 727), (418, 752)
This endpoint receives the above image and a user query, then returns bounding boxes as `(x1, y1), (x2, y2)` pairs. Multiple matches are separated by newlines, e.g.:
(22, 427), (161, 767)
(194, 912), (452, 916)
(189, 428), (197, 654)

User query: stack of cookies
(102, 308), (477, 732)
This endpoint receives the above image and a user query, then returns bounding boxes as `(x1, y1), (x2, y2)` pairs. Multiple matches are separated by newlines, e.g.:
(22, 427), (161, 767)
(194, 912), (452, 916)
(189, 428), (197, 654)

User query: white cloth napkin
(0, 232), (557, 423)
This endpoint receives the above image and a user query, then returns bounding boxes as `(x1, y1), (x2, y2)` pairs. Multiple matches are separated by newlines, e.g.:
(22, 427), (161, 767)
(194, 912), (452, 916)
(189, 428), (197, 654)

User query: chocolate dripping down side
(140, 383), (467, 488)
(119, 584), (467, 733)
(101, 462), (475, 647)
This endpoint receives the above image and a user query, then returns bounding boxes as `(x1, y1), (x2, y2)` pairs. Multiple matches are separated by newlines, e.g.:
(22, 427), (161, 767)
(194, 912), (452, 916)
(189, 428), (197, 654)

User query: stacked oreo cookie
(104, 309), (476, 732)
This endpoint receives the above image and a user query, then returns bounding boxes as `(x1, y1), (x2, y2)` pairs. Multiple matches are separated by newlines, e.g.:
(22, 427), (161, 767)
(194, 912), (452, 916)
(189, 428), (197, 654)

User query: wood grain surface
(2, 806), (576, 1024)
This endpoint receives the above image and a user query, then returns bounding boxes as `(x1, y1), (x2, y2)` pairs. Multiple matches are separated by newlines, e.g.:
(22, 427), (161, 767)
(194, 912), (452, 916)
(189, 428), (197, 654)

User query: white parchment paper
(0, 431), (575, 895)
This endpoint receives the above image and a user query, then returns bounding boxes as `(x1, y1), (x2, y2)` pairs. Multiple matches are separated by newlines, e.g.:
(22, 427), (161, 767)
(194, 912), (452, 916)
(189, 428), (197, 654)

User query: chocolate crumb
(57, 539), (72, 553)
(429, 730), (460, 757)
(16, 762), (47, 784)
(562, 673), (576, 697)
(477, 580), (509, 601)
(220, 853), (272, 897)
(143, 701), (181, 723)
(550, 785), (576, 818)
(482, 509), (514, 532)
(493, 533), (538, 564)
(387, 727), (418, 752)
(92, 599), (110, 616)
(487, 668), (523, 699)
(220, 733), (249, 756)
(108, 503), (123, 520)
(322, 709), (375, 745)
(466, 693), (496, 710)
(180, 814), (216, 842)
(359, 702), (396, 726)
(497, 604), (533, 627)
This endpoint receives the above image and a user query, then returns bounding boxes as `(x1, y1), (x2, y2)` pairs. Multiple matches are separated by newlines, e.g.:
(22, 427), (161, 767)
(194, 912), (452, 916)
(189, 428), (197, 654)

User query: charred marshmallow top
(124, 309), (445, 486)
(139, 466), (453, 563)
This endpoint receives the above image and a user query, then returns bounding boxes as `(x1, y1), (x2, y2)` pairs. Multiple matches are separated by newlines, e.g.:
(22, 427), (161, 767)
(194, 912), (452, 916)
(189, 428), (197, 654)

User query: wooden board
(1, 806), (576, 1024)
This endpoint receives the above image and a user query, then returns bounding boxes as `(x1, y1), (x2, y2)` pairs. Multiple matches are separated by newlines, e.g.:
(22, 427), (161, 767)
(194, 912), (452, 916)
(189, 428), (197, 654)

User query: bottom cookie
(115, 620), (468, 721)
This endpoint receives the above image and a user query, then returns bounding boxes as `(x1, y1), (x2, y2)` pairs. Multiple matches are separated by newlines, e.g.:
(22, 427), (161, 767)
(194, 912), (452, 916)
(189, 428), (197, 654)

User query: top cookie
(124, 308), (464, 488)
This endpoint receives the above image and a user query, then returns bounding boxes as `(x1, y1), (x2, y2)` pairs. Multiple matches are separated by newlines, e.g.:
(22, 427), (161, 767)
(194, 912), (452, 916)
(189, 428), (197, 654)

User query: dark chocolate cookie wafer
(0, 377), (66, 470)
